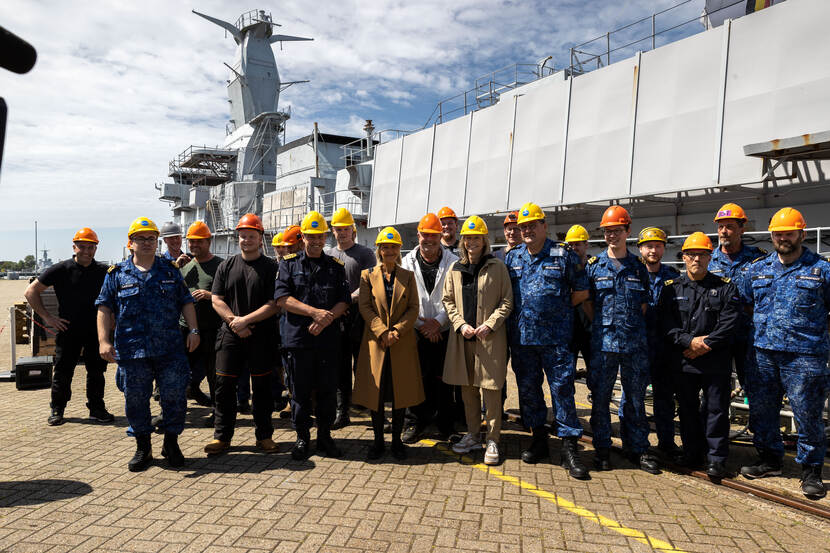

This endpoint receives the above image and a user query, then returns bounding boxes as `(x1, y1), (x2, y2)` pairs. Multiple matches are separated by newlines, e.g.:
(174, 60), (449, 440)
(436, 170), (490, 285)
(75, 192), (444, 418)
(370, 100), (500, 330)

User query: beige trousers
(462, 340), (503, 443)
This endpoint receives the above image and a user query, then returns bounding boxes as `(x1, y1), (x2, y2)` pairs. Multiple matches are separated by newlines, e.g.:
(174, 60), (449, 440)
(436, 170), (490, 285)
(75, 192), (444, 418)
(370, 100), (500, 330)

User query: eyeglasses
(603, 228), (625, 236)
(682, 252), (711, 259)
(131, 236), (157, 244)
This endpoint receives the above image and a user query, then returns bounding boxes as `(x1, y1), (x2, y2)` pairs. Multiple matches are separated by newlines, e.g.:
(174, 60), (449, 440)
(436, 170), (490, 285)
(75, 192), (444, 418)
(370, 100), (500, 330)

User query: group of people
(22, 200), (829, 500)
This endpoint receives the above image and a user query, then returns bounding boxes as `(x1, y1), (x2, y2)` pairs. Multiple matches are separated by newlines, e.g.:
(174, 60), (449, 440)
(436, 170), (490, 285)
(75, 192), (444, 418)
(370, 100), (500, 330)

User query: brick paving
(1, 373), (829, 553)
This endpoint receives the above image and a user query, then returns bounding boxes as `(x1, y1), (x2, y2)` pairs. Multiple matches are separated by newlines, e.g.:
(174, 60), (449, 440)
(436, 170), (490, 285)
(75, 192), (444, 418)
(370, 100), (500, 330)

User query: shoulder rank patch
(107, 265), (116, 273)
(664, 279), (674, 286)
(283, 253), (298, 260)
(752, 256), (766, 264)
(758, 248), (768, 255)
(588, 256), (598, 265)
(331, 257), (345, 266)
(720, 276), (731, 283)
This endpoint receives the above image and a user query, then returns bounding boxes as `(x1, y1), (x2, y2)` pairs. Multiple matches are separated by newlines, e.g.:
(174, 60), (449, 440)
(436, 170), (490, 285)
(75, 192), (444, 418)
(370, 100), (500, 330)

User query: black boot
(801, 464), (826, 499)
(161, 433), (185, 468)
(390, 409), (407, 460)
(128, 435), (153, 472)
(332, 409), (351, 430)
(561, 437), (589, 480)
(521, 427), (550, 464)
(367, 410), (385, 460)
(316, 430), (342, 458)
(740, 451), (783, 479)
(594, 447), (612, 471)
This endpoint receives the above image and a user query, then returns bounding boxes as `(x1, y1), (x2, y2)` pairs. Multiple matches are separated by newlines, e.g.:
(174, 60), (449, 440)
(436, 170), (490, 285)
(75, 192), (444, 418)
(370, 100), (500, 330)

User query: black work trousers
(404, 332), (454, 434)
(676, 370), (731, 462)
(336, 309), (363, 412)
(51, 328), (107, 411)
(181, 327), (217, 400)
(285, 347), (338, 440)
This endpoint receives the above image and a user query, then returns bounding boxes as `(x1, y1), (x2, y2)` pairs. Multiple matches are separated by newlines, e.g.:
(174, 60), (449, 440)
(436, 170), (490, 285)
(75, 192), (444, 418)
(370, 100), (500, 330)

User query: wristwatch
(189, 328), (200, 335)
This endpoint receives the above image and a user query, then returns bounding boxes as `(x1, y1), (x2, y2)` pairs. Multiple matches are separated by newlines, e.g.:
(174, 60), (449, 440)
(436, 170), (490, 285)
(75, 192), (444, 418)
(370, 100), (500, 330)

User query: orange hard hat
(186, 220), (212, 239)
(282, 225), (302, 245)
(418, 213), (443, 234)
(73, 227), (99, 244)
(503, 211), (519, 226)
(600, 205), (632, 228)
(437, 206), (457, 220)
(236, 213), (264, 233)
(714, 203), (748, 222)
(768, 207), (807, 232)
(681, 232), (714, 252)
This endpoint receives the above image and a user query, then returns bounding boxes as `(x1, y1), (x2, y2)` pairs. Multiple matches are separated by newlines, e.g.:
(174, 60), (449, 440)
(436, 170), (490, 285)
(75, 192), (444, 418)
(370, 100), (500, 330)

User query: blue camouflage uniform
(95, 257), (193, 436)
(618, 261), (680, 448)
(740, 247), (830, 466)
(587, 250), (651, 453)
(708, 242), (766, 388)
(505, 239), (589, 436)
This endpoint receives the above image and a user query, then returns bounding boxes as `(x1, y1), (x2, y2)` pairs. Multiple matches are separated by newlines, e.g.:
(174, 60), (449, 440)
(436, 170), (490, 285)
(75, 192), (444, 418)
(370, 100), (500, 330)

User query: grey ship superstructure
(157, 9), (367, 254)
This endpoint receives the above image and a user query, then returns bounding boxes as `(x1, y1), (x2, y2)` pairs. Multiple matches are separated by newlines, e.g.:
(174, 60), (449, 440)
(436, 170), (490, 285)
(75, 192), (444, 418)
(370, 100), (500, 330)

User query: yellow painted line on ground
(420, 438), (687, 553)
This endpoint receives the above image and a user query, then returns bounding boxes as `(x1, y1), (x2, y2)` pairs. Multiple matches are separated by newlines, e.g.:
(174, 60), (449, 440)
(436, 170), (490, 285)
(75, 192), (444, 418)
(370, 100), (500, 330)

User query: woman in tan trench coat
(442, 215), (513, 465)
(353, 226), (424, 460)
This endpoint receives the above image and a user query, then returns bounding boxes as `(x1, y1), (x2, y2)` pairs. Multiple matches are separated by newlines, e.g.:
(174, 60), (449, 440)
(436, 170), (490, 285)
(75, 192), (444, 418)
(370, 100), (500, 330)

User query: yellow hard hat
(375, 226), (402, 245)
(330, 207), (355, 227)
(517, 202), (545, 225)
(637, 227), (667, 245)
(271, 232), (284, 247)
(300, 211), (329, 234)
(565, 224), (589, 243)
(681, 232), (713, 252)
(460, 215), (488, 235)
(128, 217), (159, 237)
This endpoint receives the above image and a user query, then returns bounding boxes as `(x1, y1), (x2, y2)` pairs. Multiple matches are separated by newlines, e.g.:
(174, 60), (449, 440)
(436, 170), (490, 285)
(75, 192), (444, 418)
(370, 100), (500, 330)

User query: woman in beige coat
(442, 215), (513, 465)
(353, 226), (424, 460)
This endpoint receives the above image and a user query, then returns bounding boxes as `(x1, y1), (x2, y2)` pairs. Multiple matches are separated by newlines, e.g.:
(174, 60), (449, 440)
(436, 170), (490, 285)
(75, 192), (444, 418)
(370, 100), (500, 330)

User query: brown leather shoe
(204, 439), (230, 455)
(256, 438), (279, 453)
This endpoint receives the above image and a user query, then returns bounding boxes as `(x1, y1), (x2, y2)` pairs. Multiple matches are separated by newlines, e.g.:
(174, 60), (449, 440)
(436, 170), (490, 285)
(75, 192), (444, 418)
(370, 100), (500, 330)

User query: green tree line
(0, 255), (36, 271)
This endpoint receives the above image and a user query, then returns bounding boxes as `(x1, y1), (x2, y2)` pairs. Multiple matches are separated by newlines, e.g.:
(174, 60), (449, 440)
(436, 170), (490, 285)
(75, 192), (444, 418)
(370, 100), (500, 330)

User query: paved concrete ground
(2, 281), (830, 552)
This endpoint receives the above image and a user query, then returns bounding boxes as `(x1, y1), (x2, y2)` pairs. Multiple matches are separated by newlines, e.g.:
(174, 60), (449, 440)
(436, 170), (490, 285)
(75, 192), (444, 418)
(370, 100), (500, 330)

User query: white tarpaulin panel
(720, 0), (830, 184)
(427, 114), (471, 215)
(464, 100), (515, 215)
(367, 139), (402, 228)
(562, 57), (638, 204)
(509, 77), (570, 209)
(631, 27), (724, 195)
(395, 128), (435, 224)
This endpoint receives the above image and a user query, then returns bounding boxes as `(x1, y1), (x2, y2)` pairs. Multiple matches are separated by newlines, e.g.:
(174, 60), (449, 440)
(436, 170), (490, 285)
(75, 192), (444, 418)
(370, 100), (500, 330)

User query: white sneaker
(484, 440), (500, 465)
(452, 432), (482, 454)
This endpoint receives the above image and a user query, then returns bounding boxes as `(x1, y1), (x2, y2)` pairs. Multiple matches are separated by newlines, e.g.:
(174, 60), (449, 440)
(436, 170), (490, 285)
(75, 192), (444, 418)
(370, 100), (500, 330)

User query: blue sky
(0, 0), (705, 263)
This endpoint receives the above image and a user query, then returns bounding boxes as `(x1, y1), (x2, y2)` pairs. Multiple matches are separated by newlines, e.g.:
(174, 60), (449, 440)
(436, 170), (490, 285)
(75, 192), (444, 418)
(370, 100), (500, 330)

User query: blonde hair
(375, 245), (402, 266)
(458, 235), (491, 264)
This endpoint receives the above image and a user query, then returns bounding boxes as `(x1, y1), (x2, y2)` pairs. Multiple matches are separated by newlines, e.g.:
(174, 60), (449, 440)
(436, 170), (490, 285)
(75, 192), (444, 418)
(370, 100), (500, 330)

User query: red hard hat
(437, 206), (457, 220)
(73, 227), (99, 244)
(600, 205), (632, 228)
(236, 213), (264, 233)
(417, 213), (443, 234)
(282, 225), (302, 245)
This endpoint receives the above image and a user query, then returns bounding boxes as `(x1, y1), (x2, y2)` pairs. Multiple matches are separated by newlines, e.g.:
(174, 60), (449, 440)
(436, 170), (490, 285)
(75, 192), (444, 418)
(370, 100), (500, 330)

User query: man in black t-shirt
(204, 214), (280, 455)
(24, 228), (113, 426)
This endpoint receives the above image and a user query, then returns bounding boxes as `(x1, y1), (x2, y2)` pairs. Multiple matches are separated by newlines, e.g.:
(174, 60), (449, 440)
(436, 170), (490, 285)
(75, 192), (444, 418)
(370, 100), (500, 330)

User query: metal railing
(423, 62), (557, 127)
(235, 9), (272, 30)
(341, 129), (413, 167)
(567, 0), (746, 75)
(313, 189), (368, 218)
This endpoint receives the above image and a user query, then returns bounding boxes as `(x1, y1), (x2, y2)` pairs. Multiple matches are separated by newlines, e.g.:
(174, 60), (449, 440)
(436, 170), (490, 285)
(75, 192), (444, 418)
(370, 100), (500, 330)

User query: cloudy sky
(0, 0), (703, 262)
